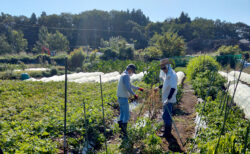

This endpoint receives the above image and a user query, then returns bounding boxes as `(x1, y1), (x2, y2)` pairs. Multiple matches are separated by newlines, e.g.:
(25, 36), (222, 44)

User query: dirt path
(157, 82), (198, 153)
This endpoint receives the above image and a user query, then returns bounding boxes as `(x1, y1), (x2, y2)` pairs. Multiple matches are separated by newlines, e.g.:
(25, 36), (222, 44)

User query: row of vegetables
(186, 56), (249, 153)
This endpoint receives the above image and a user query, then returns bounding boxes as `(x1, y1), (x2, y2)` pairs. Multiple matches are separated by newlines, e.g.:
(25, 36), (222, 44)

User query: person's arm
(167, 88), (176, 100)
(123, 75), (136, 95)
(131, 85), (139, 91)
(168, 75), (177, 100)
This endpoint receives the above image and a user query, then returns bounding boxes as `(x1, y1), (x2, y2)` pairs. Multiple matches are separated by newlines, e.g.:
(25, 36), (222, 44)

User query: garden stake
(164, 102), (184, 147)
(220, 81), (231, 116)
(83, 100), (89, 152)
(99, 75), (108, 153)
(64, 57), (68, 154)
(215, 57), (245, 153)
(228, 59), (245, 108)
(219, 82), (230, 109)
(215, 59), (247, 153)
(215, 87), (231, 153)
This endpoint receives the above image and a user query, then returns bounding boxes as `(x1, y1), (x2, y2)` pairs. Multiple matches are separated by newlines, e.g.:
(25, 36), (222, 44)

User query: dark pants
(162, 103), (173, 126)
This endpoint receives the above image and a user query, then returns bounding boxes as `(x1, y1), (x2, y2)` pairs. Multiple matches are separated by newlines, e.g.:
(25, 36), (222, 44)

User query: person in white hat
(155, 58), (178, 137)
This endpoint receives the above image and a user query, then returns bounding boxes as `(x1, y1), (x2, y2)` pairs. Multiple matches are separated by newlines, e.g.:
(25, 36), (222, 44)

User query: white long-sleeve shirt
(162, 67), (178, 103)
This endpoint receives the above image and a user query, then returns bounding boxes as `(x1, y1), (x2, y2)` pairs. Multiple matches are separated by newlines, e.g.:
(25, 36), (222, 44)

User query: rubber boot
(121, 123), (128, 139)
(118, 121), (123, 138)
(118, 121), (122, 129)
(160, 125), (172, 138)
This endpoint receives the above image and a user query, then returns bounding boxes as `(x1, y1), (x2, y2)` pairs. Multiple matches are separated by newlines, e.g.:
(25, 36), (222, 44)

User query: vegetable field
(0, 80), (123, 153)
(0, 55), (249, 153)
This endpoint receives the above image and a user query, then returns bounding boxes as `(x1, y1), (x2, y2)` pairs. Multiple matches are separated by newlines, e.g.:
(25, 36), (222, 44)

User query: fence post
(64, 57), (68, 154)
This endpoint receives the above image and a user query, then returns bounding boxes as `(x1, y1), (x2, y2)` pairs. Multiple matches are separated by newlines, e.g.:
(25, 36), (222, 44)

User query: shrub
(186, 55), (220, 81)
(142, 46), (162, 61)
(68, 48), (86, 70)
(119, 47), (134, 60)
(100, 48), (118, 60)
(50, 68), (58, 76)
(76, 67), (81, 73)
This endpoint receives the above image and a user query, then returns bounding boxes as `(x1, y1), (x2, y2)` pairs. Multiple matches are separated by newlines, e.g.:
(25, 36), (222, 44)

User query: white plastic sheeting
(228, 83), (250, 120)
(27, 71), (145, 83)
(219, 71), (250, 120)
(27, 71), (184, 84)
(176, 71), (185, 85)
(229, 71), (250, 85)
(14, 68), (50, 72)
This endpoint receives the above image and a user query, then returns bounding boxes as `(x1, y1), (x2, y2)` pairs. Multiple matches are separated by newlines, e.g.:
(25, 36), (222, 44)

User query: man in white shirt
(155, 58), (178, 137)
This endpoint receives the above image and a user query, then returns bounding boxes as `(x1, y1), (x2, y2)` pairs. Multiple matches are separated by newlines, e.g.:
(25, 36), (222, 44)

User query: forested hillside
(0, 10), (250, 55)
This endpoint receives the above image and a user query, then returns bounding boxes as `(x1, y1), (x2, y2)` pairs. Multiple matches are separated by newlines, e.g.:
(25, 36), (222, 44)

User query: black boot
(118, 121), (123, 138)
(160, 125), (172, 138)
(118, 121), (122, 129)
(121, 123), (128, 139)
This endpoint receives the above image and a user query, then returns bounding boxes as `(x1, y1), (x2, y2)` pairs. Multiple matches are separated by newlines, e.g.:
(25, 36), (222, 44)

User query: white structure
(219, 71), (250, 120)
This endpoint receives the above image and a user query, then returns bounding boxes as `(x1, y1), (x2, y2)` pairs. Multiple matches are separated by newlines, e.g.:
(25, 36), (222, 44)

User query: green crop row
(186, 56), (249, 153)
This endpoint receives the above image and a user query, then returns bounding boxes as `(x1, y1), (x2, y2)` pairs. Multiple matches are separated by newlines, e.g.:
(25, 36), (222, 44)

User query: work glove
(134, 94), (138, 100)
(163, 99), (169, 105)
(138, 87), (144, 92)
(154, 87), (159, 92)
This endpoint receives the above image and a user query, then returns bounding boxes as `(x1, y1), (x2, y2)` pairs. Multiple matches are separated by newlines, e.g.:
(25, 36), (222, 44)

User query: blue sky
(1, 0), (250, 25)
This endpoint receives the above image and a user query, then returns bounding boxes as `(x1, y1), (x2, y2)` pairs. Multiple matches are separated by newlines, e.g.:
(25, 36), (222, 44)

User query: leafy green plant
(186, 55), (249, 153)
(186, 55), (220, 81)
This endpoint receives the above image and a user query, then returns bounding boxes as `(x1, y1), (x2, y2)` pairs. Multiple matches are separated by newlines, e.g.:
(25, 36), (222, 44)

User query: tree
(32, 26), (49, 53)
(30, 13), (37, 25)
(47, 31), (69, 52)
(177, 12), (191, 24)
(7, 29), (28, 53)
(152, 32), (186, 57)
(217, 45), (242, 55)
(142, 46), (162, 61)
(0, 35), (12, 54)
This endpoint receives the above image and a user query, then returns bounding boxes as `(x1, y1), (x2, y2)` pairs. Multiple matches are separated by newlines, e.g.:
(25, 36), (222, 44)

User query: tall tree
(30, 13), (37, 25)
(32, 26), (49, 53)
(7, 29), (28, 53)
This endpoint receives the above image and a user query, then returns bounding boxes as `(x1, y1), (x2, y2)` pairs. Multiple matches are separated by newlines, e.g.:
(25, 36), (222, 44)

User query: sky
(1, 0), (250, 25)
